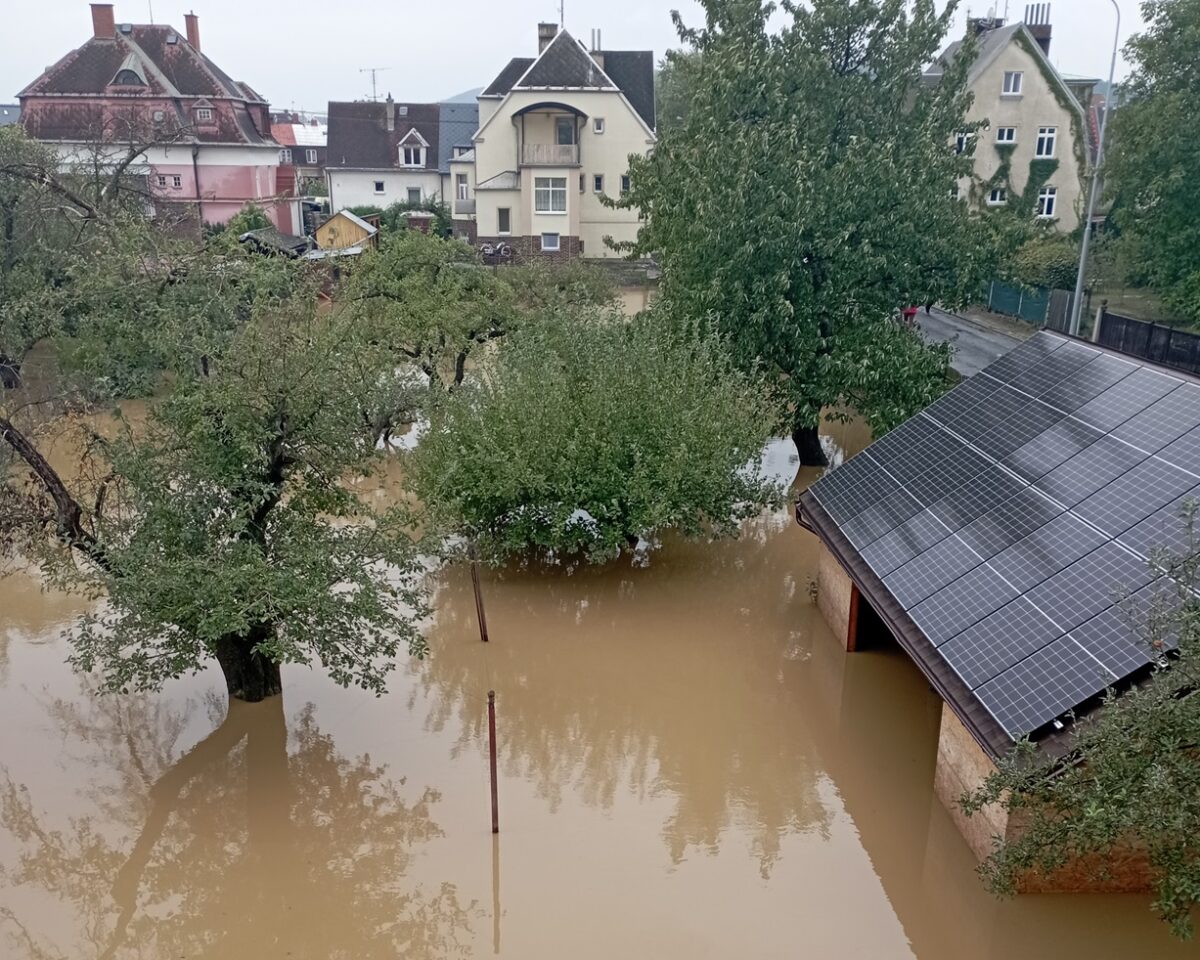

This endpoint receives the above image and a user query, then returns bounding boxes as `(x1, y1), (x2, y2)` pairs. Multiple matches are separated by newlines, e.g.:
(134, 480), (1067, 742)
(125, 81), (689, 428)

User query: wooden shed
(315, 210), (379, 251)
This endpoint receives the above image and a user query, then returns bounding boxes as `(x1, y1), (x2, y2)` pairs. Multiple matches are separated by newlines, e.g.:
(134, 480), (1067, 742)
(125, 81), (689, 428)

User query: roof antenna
(358, 66), (390, 102)
(559, 0), (564, 27)
(147, 0), (154, 22)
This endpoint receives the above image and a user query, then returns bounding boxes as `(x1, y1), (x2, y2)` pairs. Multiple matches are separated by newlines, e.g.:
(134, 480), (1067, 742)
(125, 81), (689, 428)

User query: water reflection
(0, 691), (477, 959)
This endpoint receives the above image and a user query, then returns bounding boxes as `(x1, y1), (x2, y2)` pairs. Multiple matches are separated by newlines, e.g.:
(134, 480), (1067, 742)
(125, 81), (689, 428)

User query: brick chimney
(1024, 2), (1052, 55)
(537, 22), (558, 54)
(184, 10), (200, 51)
(90, 3), (116, 39)
(385, 93), (394, 132)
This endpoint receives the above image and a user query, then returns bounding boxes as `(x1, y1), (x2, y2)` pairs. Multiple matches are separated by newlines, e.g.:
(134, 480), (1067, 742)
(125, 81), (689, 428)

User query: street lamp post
(1069, 0), (1122, 337)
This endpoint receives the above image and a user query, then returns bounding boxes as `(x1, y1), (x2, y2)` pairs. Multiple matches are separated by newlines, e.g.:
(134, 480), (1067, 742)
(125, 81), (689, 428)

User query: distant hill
(442, 87), (482, 103)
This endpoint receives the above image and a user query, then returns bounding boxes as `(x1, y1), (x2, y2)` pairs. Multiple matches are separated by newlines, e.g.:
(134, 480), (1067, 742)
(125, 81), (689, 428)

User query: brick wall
(477, 234), (582, 263)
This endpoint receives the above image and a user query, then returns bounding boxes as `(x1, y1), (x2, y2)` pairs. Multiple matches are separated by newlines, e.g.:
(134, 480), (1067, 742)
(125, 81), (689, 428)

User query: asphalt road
(917, 306), (1025, 378)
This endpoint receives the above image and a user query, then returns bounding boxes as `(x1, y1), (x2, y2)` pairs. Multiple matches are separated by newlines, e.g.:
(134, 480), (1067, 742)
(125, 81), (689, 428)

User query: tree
(408, 306), (784, 563)
(1106, 0), (1200, 324)
(223, 203), (273, 235)
(655, 50), (702, 133)
(1, 222), (427, 703)
(962, 526), (1200, 939)
(619, 0), (999, 463)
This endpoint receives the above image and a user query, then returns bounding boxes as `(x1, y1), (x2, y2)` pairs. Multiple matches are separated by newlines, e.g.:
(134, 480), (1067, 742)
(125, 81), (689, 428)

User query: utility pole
(358, 67), (390, 102)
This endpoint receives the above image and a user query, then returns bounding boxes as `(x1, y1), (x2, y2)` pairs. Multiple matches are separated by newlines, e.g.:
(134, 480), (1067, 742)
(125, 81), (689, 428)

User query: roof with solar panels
(798, 330), (1198, 759)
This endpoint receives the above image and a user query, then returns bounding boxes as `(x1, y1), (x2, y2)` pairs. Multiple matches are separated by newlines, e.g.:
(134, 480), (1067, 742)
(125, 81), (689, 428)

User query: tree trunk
(215, 629), (282, 702)
(792, 423), (828, 467)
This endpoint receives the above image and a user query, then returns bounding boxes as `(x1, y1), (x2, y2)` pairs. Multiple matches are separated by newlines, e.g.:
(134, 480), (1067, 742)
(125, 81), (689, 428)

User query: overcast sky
(3, 1), (1141, 111)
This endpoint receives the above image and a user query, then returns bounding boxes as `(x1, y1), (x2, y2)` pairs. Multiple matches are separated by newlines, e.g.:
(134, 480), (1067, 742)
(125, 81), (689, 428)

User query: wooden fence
(1095, 310), (1200, 377)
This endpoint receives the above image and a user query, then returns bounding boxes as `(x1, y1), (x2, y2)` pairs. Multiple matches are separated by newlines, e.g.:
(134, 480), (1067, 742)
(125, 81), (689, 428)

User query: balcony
(521, 143), (580, 167)
(454, 198), (476, 215)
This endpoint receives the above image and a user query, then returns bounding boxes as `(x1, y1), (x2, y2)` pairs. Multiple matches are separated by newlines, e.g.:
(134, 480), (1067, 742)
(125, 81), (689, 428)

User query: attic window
(398, 106), (408, 117)
(1002, 71), (1023, 95)
(195, 107), (214, 122)
(112, 69), (144, 85)
(401, 146), (424, 167)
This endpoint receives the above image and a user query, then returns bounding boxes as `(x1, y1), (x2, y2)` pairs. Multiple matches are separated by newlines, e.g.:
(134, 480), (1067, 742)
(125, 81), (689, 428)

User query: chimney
(184, 10), (200, 51)
(589, 28), (604, 69)
(385, 93), (394, 132)
(1024, 3), (1052, 55)
(90, 3), (116, 39)
(537, 22), (558, 54)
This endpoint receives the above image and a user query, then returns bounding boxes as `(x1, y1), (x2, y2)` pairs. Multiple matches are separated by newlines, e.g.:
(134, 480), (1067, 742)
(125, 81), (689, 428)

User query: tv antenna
(558, 0), (564, 26)
(359, 67), (390, 102)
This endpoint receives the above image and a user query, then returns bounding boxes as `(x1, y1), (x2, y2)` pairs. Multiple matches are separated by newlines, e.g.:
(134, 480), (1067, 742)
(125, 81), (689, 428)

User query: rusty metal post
(471, 546), (490, 643)
(487, 690), (499, 834)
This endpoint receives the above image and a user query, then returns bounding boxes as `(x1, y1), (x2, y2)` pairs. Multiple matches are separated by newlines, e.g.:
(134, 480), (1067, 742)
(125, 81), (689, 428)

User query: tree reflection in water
(416, 510), (833, 877)
(0, 691), (477, 959)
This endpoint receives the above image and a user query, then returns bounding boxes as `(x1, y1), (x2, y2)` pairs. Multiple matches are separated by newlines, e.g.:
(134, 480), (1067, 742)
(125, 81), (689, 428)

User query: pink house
(18, 4), (298, 232)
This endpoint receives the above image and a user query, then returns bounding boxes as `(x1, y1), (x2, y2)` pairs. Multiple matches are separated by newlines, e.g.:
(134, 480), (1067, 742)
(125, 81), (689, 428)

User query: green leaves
(408, 306), (785, 563)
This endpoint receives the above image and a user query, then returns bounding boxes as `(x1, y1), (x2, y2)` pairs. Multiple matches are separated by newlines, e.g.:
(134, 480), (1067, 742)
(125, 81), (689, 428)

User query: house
(797, 329), (1200, 891)
(314, 208), (378, 251)
(461, 23), (656, 260)
(17, 4), (294, 232)
(325, 99), (441, 212)
(924, 4), (1090, 231)
(273, 115), (328, 194)
(0, 105), (20, 127)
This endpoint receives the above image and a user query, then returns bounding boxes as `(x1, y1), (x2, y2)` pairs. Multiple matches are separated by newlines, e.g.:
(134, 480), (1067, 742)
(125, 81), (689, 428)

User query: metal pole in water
(488, 690), (499, 834)
(491, 833), (502, 953)
(471, 545), (490, 643)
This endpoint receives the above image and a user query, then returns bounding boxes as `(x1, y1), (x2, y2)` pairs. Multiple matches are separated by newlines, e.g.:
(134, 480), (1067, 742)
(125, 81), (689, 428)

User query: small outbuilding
(798, 330), (1200, 891)
(315, 210), (379, 251)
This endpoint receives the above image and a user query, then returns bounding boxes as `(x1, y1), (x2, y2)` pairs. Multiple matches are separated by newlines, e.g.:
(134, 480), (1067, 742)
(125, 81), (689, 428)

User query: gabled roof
(515, 31), (615, 90)
(481, 58), (535, 98)
(325, 100), (439, 170)
(599, 50), (655, 130)
(332, 209), (378, 236)
(801, 331), (1200, 760)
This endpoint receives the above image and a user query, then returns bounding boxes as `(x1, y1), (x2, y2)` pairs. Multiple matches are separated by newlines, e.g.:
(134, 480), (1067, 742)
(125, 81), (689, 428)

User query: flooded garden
(0, 419), (1191, 959)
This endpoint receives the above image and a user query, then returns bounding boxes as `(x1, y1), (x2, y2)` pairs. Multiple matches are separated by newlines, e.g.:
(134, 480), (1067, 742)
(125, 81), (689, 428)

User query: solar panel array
(810, 331), (1198, 742)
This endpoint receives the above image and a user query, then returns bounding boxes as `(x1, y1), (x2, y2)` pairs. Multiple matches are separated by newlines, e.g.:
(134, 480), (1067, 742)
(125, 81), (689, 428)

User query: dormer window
(195, 107), (214, 122)
(112, 69), (143, 85)
(402, 146), (424, 167)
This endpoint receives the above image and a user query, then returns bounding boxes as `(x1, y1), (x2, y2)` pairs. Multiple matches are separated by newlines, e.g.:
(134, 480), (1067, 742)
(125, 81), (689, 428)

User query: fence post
(1091, 299), (1106, 343)
(1017, 287), (1024, 317)
(988, 280), (995, 312)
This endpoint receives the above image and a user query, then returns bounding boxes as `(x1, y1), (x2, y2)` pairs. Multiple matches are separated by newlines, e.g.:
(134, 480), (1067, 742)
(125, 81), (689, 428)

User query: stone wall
(816, 540), (854, 651)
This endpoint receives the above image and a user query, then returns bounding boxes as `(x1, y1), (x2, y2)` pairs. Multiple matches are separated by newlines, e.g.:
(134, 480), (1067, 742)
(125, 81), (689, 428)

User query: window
(995, 126), (1016, 143)
(541, 232), (560, 252)
(156, 174), (167, 187)
(954, 132), (972, 154)
(593, 117), (605, 134)
(374, 180), (385, 193)
(579, 173), (585, 193)
(620, 174), (630, 196)
(305, 148), (317, 164)
(497, 207), (511, 235)
(453, 145), (470, 157)
(280, 148), (292, 164)
(556, 117), (575, 146)
(1037, 186), (1057, 218)
(987, 187), (1008, 205)
(1035, 126), (1057, 158)
(402, 146), (423, 167)
(1002, 71), (1023, 95)
(195, 107), (213, 121)
(535, 176), (567, 212)
(593, 174), (604, 194)
(456, 174), (468, 200)
(407, 187), (421, 204)
(172, 175), (182, 188)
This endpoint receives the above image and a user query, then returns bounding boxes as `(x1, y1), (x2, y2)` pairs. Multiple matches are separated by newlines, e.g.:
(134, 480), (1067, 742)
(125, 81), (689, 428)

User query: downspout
(191, 143), (201, 231)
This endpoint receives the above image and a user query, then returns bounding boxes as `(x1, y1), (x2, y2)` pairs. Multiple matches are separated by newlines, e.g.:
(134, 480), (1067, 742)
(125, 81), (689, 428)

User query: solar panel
(802, 329), (1200, 750)
(976, 637), (1115, 738)
(940, 596), (1064, 689)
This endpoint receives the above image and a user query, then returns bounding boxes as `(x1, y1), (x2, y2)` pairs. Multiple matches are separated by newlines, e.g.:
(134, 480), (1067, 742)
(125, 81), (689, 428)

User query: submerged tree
(409, 306), (784, 563)
(619, 0), (998, 463)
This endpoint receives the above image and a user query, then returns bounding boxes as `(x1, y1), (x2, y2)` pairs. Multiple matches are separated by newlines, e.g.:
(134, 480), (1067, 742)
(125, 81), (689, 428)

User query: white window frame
(541, 232), (561, 252)
(172, 175), (182, 188)
(620, 174), (631, 196)
(156, 174), (167, 187)
(1002, 71), (1023, 96)
(195, 107), (213, 121)
(593, 117), (605, 134)
(954, 132), (973, 155)
(1037, 186), (1058, 218)
(453, 145), (470, 157)
(401, 146), (424, 167)
(280, 148), (292, 163)
(305, 148), (317, 164)
(373, 180), (385, 194)
(593, 174), (604, 194)
(534, 176), (567, 214)
(407, 187), (422, 205)
(1035, 126), (1057, 158)
(497, 207), (511, 235)
(456, 174), (469, 201)
(995, 126), (1016, 143)
(987, 187), (1008, 206)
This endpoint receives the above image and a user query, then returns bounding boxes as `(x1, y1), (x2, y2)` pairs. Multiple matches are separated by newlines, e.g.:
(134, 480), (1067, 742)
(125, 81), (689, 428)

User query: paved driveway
(918, 306), (1026, 378)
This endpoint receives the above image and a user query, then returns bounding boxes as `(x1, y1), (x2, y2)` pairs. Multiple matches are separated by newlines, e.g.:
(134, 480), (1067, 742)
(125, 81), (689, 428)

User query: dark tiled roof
(0, 105), (22, 127)
(437, 101), (478, 173)
(517, 31), (614, 89)
(326, 101), (440, 170)
(601, 50), (655, 130)
(482, 58), (534, 97)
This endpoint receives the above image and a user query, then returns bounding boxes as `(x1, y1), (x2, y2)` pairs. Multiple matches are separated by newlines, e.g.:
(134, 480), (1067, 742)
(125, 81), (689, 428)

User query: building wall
(816, 540), (855, 651)
(316, 212), (373, 250)
(448, 158), (476, 220)
(327, 169), (442, 212)
(962, 35), (1087, 231)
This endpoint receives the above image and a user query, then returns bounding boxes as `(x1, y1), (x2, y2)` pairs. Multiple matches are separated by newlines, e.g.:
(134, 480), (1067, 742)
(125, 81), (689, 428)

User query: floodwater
(0, 420), (1195, 959)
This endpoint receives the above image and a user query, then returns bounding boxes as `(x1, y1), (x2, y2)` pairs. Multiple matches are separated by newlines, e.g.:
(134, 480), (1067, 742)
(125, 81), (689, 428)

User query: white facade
(327, 169), (443, 211)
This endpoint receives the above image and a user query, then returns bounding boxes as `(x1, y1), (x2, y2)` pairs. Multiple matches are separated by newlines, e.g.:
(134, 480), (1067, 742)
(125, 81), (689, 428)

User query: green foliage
(1006, 235), (1079, 289)
(654, 49), (702, 133)
(409, 307), (785, 563)
(619, 0), (997, 447)
(962, 514), (1200, 938)
(224, 203), (273, 235)
(347, 200), (453, 237)
(502, 258), (617, 310)
(1106, 0), (1200, 324)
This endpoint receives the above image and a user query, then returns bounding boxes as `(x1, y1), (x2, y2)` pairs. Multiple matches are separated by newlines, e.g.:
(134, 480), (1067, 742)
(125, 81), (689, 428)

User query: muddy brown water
(0, 419), (1194, 959)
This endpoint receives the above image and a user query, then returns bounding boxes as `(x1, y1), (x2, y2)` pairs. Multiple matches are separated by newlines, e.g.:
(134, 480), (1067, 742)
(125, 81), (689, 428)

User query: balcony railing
(454, 198), (476, 215)
(521, 143), (580, 166)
